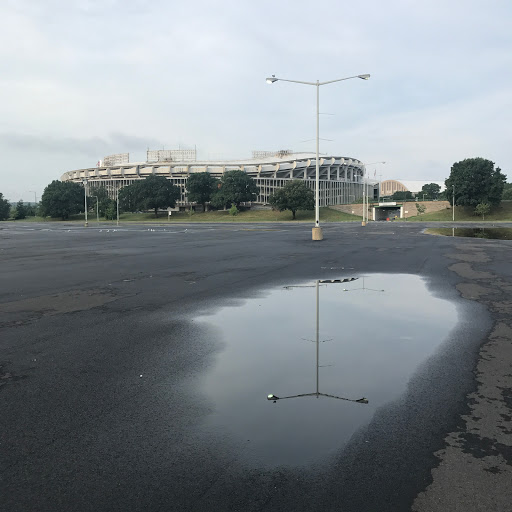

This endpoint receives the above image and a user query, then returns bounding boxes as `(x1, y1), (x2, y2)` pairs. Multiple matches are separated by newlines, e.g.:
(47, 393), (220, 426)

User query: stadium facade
(61, 150), (377, 207)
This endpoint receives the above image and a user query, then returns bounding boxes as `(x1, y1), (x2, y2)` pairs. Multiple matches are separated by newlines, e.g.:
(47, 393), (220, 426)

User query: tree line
(386, 157), (509, 219)
(0, 194), (38, 221)
(389, 182), (443, 202)
(1, 170), (313, 221)
(2, 156), (507, 222)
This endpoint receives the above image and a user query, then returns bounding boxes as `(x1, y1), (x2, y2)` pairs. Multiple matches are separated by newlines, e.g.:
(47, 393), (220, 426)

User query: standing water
(196, 274), (458, 467)
(426, 227), (512, 239)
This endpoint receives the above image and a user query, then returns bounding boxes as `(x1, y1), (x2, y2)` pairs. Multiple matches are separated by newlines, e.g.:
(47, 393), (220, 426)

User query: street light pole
(82, 179), (88, 227)
(91, 196), (99, 222)
(116, 187), (120, 227)
(362, 168), (366, 226)
(316, 279), (320, 395)
(315, 82), (320, 234)
(452, 184), (455, 222)
(266, 73), (370, 241)
(268, 278), (368, 404)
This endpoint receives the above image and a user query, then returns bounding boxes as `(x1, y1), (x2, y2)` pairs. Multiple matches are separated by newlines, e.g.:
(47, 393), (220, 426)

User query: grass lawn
(119, 207), (362, 223)
(406, 201), (512, 222)
(12, 214), (90, 222)
(8, 208), (362, 224)
(15, 202), (512, 223)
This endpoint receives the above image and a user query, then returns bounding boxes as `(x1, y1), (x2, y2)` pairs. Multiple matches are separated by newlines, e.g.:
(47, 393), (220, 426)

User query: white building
(61, 151), (378, 207)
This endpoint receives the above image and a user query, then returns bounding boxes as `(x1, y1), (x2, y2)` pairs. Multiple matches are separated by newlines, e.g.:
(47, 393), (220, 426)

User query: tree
(445, 158), (506, 207)
(40, 180), (84, 220)
(421, 183), (441, 200)
(118, 176), (181, 217)
(88, 186), (114, 218)
(269, 180), (314, 219)
(141, 176), (181, 216)
(211, 170), (258, 208)
(502, 183), (512, 200)
(24, 203), (38, 217)
(186, 172), (218, 211)
(415, 203), (426, 215)
(118, 183), (139, 213)
(391, 190), (413, 201)
(104, 201), (117, 220)
(474, 202), (491, 220)
(13, 200), (27, 220)
(0, 193), (11, 220)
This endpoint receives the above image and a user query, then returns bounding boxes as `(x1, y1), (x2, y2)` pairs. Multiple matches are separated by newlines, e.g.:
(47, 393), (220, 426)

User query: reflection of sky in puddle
(196, 274), (458, 467)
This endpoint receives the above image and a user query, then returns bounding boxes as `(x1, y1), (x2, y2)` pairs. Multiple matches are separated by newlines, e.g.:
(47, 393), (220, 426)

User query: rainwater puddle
(196, 274), (457, 467)
(427, 227), (512, 239)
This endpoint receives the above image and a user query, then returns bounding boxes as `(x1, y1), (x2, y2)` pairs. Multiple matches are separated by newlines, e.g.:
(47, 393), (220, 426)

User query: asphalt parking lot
(1, 221), (511, 512)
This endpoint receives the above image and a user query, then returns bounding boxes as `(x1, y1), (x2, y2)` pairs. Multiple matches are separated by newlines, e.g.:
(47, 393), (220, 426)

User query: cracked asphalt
(1, 221), (511, 511)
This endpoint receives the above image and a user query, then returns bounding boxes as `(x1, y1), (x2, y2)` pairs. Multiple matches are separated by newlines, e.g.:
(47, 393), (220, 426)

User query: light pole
(116, 187), (120, 227)
(361, 161), (385, 226)
(29, 190), (37, 204)
(91, 196), (99, 222)
(452, 184), (455, 222)
(82, 179), (88, 227)
(266, 73), (370, 241)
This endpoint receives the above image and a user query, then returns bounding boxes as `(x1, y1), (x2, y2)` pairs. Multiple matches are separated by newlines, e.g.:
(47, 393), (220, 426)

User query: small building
(380, 179), (445, 197)
(372, 202), (403, 221)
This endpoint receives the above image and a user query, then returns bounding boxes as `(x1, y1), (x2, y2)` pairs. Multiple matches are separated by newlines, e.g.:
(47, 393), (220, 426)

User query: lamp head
(356, 397), (369, 404)
(266, 75), (278, 84)
(358, 74), (370, 80)
(267, 394), (279, 402)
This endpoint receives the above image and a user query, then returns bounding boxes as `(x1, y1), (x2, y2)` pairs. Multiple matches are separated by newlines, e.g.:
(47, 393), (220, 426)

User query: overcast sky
(1, 0), (511, 201)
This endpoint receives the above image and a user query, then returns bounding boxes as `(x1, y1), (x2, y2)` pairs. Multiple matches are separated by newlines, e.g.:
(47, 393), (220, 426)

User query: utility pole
(452, 184), (455, 222)
(83, 179), (88, 227)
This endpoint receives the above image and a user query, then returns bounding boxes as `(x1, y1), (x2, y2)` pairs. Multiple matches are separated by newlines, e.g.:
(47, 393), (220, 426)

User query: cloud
(0, 0), (511, 201)
(0, 132), (162, 157)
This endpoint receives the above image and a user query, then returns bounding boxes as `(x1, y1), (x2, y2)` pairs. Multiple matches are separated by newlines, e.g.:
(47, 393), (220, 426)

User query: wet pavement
(427, 227), (512, 239)
(1, 221), (511, 511)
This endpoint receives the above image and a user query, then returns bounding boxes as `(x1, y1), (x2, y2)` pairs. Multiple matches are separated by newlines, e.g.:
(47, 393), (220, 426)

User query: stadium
(61, 149), (378, 207)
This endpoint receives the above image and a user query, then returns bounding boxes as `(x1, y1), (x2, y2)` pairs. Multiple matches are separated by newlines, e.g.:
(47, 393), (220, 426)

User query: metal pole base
(84, 222), (88, 227)
(312, 227), (323, 241)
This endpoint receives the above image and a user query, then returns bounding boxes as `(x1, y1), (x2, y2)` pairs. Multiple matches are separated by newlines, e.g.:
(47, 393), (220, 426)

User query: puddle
(426, 227), (512, 240)
(196, 274), (458, 467)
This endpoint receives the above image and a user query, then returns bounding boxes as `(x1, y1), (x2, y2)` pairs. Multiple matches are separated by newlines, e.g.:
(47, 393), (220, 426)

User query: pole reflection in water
(196, 274), (458, 467)
(341, 275), (384, 293)
(268, 278), (369, 405)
